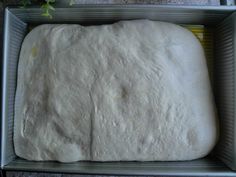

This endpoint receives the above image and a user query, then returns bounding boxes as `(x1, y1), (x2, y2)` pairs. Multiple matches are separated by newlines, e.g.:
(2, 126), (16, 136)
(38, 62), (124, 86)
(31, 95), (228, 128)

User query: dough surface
(14, 20), (218, 162)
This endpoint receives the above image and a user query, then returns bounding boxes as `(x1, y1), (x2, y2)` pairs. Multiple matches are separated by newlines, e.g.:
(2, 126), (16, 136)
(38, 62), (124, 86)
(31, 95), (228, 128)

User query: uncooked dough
(14, 20), (218, 162)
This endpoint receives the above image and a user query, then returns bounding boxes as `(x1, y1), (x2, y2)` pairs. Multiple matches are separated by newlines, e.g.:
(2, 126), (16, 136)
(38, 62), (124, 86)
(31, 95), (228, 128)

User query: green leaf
(41, 12), (49, 17)
(48, 4), (55, 11)
(42, 12), (52, 18)
(69, 0), (75, 6)
(41, 4), (48, 8)
(41, 1), (54, 19)
(20, 0), (31, 7)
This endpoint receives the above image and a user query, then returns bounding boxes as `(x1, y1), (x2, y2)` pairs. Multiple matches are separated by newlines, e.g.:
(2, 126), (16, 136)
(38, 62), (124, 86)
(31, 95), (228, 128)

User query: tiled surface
(0, 0), (222, 177)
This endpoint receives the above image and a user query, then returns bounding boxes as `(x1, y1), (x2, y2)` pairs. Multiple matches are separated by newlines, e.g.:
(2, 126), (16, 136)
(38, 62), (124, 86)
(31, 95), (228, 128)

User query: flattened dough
(14, 20), (218, 162)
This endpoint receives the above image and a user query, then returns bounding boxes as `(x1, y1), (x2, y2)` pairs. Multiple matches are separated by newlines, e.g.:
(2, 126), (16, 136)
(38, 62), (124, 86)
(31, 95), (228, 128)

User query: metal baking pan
(2, 5), (236, 176)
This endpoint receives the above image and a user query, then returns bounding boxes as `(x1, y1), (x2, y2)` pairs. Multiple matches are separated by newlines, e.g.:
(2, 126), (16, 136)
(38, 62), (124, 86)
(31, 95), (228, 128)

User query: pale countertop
(0, 0), (222, 176)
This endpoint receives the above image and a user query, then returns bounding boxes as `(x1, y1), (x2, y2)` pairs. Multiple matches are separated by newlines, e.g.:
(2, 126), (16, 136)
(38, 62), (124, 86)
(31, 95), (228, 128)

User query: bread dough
(14, 20), (218, 162)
